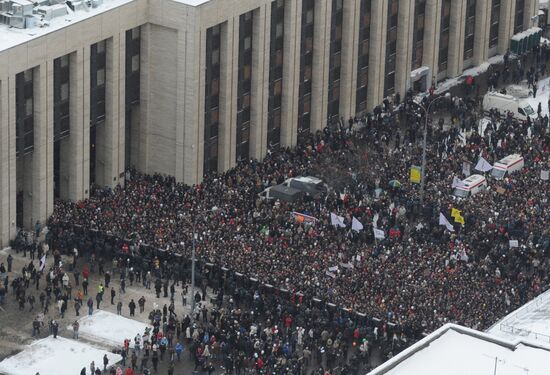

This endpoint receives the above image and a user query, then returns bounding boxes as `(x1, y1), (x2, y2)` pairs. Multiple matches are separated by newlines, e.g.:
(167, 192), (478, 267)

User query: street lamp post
(190, 207), (219, 315)
(417, 93), (451, 204)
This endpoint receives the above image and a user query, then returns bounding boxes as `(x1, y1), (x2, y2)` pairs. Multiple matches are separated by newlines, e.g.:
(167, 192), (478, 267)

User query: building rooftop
(488, 288), (550, 348)
(368, 323), (550, 375)
(0, 0), (210, 53)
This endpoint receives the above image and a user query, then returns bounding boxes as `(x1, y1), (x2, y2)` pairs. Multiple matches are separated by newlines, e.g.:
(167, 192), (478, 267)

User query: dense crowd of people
(43, 75), (550, 339)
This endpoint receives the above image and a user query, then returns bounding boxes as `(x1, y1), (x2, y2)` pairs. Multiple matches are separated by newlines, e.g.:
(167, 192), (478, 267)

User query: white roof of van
(293, 176), (323, 184)
(495, 154), (523, 167)
(461, 174), (486, 187)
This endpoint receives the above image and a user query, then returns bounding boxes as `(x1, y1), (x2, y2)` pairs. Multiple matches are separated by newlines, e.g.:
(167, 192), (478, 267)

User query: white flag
(330, 213), (346, 228)
(352, 217), (364, 232)
(438, 212), (455, 232)
(373, 227), (385, 239)
(39, 255), (47, 271)
(452, 176), (465, 189)
(475, 157), (493, 172)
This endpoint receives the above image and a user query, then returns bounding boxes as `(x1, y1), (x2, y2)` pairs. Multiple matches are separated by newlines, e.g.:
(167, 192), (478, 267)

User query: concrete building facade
(0, 0), (540, 246)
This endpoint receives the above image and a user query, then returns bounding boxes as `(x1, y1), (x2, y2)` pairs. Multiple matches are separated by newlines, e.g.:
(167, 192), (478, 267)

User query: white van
(491, 154), (524, 179)
(482, 92), (535, 121)
(283, 176), (327, 196)
(453, 174), (488, 198)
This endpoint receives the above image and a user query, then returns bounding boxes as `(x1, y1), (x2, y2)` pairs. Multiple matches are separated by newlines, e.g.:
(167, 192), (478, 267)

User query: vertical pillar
(367, 0), (388, 110)
(498, 0), (515, 54)
(473, 0), (491, 66)
(31, 63), (52, 229)
(0, 76), (16, 247)
(423, 0), (442, 78)
(524, 0), (538, 29)
(182, 18), (202, 185)
(139, 24), (151, 174)
(395, 0), (415, 98)
(310, 0), (330, 131)
(82, 46), (91, 196)
(250, 4), (270, 160)
(219, 18), (239, 172)
(447, 0), (466, 77)
(99, 35), (123, 189)
(339, 0), (360, 119)
(281, 0), (301, 147)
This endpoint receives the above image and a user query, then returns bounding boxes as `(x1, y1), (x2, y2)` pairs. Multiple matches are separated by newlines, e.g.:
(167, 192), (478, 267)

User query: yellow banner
(410, 166), (421, 184)
(451, 208), (462, 219)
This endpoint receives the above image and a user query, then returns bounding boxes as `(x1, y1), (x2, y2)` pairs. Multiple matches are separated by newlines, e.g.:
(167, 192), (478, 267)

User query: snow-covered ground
(488, 289), (550, 348)
(521, 76), (550, 117)
(70, 310), (152, 348)
(0, 336), (121, 375)
(368, 324), (550, 375)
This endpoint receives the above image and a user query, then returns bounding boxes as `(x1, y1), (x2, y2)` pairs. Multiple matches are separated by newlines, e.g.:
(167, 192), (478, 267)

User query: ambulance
(453, 174), (488, 198)
(490, 154), (524, 180)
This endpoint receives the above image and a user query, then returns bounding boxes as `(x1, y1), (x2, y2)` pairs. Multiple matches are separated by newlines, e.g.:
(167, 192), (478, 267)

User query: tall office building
(0, 0), (540, 245)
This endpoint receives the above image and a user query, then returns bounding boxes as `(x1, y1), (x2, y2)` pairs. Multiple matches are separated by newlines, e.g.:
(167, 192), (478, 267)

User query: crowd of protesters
(1, 49), (549, 374)
(41, 68), (549, 339)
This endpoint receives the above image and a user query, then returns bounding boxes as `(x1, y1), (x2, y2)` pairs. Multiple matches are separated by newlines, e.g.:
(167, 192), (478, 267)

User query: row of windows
(356, 0), (371, 113)
(384, 0), (398, 97)
(463, 0), (476, 62)
(15, 69), (34, 156)
(298, 0), (315, 138)
(412, 0), (426, 70)
(54, 54), (71, 142)
(327, 0), (343, 122)
(236, 11), (254, 162)
(267, 0), (285, 149)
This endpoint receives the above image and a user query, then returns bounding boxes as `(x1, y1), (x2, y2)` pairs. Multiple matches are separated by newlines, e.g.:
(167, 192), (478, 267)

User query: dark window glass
(356, 0), (371, 113)
(16, 69), (34, 156)
(236, 12), (253, 162)
(204, 24), (222, 174)
(298, 0), (315, 138)
(54, 54), (71, 142)
(411, 0), (426, 70)
(438, 0), (451, 72)
(327, 0), (343, 123)
(515, 0), (524, 34)
(90, 40), (107, 126)
(463, 0), (476, 61)
(489, 0), (500, 48)
(268, 0), (285, 148)
(384, 0), (398, 97)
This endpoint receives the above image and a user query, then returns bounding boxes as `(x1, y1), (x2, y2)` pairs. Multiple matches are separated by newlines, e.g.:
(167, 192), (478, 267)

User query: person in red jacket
(124, 367), (134, 375)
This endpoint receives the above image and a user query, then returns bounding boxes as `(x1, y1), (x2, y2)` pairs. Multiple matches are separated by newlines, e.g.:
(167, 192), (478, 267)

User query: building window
(204, 24), (221, 174)
(463, 0), (476, 62)
(383, 0), (398, 97)
(15, 69), (34, 156)
(327, 0), (343, 123)
(125, 28), (141, 107)
(90, 40), (107, 126)
(515, 0), (525, 34)
(356, 0), (371, 113)
(489, 0), (500, 48)
(411, 0), (426, 70)
(438, 0), (451, 72)
(236, 11), (253, 163)
(267, 0), (285, 148)
(54, 54), (71, 142)
(298, 0), (315, 138)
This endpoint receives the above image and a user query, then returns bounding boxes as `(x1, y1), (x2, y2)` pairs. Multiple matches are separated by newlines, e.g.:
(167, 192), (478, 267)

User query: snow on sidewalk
(0, 336), (121, 375)
(70, 310), (152, 348)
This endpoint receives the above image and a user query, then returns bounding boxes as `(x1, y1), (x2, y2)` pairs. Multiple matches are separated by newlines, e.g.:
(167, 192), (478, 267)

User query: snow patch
(71, 310), (152, 348)
(0, 336), (121, 375)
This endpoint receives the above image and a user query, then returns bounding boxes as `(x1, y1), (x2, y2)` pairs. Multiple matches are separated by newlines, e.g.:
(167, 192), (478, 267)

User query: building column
(395, 0), (415, 98)
(473, 0), (491, 66)
(61, 50), (88, 202)
(367, 0), (388, 110)
(31, 63), (52, 229)
(0, 76), (16, 247)
(281, 0), (301, 148)
(310, 0), (330, 132)
(98, 35), (124, 189)
(524, 0), (538, 29)
(423, 0), (442, 79)
(339, 0), (360, 119)
(219, 18), (239, 172)
(181, 19), (202, 185)
(250, 4), (270, 160)
(498, 0), (515, 54)
(447, 0), (466, 77)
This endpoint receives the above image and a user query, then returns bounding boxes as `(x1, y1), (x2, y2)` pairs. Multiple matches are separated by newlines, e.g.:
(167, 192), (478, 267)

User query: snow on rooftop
(0, 336), (122, 375)
(0, 0), (210, 53)
(70, 310), (152, 348)
(369, 324), (550, 375)
(488, 288), (550, 348)
(0, 0), (135, 52)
